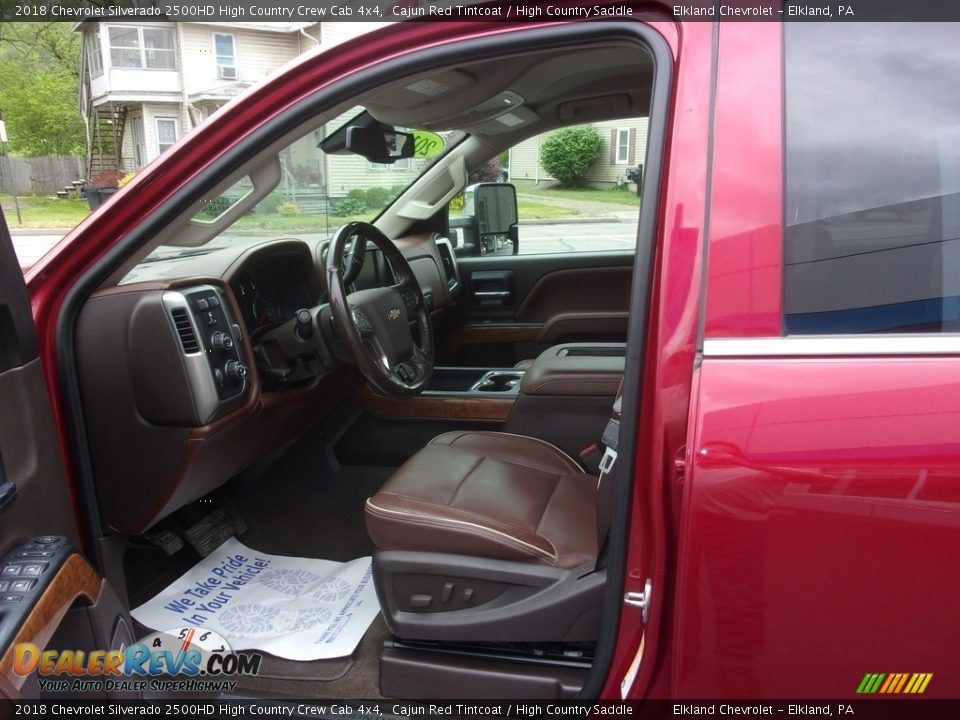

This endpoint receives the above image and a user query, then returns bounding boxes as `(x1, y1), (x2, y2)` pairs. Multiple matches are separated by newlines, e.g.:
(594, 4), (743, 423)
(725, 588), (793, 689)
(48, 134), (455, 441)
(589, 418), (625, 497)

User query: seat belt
(594, 384), (623, 569)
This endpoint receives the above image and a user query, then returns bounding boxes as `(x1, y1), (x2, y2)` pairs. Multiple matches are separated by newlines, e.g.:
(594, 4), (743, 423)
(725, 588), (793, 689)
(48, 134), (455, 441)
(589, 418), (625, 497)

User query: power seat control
(0, 536), (74, 656)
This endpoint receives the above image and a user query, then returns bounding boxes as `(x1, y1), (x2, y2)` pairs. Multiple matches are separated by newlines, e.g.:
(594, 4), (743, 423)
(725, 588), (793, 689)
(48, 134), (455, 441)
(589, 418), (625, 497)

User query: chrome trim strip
(703, 336), (960, 358)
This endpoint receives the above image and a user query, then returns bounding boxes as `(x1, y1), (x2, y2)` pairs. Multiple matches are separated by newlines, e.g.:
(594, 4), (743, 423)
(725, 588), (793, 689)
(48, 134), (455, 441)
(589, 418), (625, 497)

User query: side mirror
(453, 183), (519, 256)
(345, 126), (415, 164)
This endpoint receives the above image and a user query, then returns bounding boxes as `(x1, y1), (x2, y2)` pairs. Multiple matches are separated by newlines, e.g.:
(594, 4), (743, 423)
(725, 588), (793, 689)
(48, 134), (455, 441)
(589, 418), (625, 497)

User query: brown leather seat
(365, 431), (598, 568)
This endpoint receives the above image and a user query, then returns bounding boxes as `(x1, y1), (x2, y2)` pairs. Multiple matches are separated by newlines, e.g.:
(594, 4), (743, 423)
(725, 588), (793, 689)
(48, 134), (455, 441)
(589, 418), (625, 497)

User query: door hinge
(624, 578), (652, 623)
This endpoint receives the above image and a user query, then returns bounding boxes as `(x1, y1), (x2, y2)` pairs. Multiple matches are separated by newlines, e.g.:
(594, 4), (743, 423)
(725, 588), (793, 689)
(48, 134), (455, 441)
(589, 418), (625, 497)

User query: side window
(458, 120), (646, 256)
(785, 24), (960, 334)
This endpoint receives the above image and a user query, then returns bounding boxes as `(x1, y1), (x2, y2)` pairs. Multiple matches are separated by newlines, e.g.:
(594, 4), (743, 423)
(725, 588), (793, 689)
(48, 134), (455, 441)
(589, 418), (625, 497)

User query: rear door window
(784, 24), (960, 334)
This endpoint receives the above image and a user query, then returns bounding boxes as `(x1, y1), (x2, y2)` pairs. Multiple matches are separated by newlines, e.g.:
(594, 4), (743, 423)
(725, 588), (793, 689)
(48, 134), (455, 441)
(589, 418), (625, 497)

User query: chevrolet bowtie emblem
(388, 308), (401, 320)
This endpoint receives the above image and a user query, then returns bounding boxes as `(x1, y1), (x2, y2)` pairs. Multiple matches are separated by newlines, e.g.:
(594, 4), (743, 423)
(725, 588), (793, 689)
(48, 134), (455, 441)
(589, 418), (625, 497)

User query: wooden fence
(0, 155), (86, 195)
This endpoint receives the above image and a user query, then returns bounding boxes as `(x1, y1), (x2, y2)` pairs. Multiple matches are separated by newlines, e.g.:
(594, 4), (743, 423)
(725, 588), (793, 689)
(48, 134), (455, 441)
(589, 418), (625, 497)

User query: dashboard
(232, 249), (318, 337)
(76, 232), (459, 536)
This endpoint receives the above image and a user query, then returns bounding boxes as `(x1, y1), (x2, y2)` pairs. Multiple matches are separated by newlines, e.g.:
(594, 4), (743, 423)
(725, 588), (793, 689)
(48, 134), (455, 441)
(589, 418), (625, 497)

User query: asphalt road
(9, 220), (637, 270)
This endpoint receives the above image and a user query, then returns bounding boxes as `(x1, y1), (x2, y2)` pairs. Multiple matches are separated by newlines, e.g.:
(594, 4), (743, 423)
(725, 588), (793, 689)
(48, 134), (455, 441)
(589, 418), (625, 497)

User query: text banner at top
(3, 0), (960, 22)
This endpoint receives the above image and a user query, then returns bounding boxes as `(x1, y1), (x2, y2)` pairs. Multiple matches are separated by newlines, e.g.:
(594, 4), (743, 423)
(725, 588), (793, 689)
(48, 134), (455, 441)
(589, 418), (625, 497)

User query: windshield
(140, 106), (459, 263)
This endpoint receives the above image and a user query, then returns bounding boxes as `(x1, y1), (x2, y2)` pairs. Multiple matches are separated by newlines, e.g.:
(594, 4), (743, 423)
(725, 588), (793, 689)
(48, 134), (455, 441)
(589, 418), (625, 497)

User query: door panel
(0, 212), (133, 699)
(678, 356), (960, 698)
(0, 215), (79, 550)
(442, 251), (634, 366)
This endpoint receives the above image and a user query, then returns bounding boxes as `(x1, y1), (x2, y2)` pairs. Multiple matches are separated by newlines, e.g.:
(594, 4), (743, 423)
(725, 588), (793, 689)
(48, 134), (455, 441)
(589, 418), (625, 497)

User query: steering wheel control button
(1, 595), (23, 603)
(351, 308), (372, 333)
(10, 580), (34, 592)
(0, 581), (8, 592)
(395, 363), (417, 383)
(35, 536), (60, 545)
(400, 289), (417, 312)
(1, 565), (21, 577)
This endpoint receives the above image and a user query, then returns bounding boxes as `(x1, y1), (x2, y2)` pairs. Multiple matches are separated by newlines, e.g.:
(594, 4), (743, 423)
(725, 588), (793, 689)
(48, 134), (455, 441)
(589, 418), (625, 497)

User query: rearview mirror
(452, 183), (519, 256)
(346, 127), (415, 164)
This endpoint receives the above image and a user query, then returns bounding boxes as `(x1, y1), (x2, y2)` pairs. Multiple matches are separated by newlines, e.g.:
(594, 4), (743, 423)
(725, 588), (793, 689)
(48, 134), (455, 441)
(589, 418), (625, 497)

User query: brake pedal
(139, 530), (185, 556)
(183, 508), (237, 557)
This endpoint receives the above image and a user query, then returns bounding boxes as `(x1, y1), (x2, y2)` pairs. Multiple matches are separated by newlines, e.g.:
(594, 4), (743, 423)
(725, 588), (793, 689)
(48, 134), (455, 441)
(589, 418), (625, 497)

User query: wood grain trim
(0, 555), (103, 692)
(357, 386), (513, 421)
(536, 311), (630, 343)
(440, 324), (543, 356)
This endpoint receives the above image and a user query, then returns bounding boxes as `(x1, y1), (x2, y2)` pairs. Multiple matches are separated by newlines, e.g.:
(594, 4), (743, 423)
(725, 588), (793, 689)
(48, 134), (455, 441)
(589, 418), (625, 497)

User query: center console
(505, 343), (625, 460)
(425, 367), (525, 396)
(418, 343), (626, 460)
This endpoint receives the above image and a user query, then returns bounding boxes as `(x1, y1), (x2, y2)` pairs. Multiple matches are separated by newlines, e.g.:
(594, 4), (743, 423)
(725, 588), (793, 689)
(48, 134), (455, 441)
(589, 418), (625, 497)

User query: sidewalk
(7, 228), (67, 270)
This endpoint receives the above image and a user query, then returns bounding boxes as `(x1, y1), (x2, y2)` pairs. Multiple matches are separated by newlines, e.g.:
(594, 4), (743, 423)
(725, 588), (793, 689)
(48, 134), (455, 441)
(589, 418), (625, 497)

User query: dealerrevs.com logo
(13, 627), (260, 694)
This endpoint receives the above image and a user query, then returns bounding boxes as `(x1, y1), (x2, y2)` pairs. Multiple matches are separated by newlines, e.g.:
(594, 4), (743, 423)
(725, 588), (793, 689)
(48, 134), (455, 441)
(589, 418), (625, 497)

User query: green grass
(0, 193), (91, 228)
(452, 199), (579, 221)
(0, 192), (583, 233)
(517, 199), (580, 219)
(513, 179), (641, 207)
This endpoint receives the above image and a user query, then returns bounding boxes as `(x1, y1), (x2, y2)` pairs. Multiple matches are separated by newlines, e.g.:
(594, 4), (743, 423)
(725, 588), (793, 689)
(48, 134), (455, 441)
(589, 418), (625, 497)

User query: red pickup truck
(0, 7), (956, 704)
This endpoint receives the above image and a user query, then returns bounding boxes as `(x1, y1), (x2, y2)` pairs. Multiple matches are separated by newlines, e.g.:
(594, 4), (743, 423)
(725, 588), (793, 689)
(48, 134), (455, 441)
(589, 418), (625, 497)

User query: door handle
(474, 291), (512, 299)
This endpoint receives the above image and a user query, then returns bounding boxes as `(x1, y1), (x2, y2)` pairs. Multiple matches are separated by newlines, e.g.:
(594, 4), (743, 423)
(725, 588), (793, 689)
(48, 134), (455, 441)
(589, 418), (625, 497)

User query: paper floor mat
(131, 538), (380, 661)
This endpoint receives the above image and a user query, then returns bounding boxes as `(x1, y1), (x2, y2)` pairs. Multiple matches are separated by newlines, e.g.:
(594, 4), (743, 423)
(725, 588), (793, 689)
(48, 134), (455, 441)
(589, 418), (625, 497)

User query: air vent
(435, 238), (459, 291)
(170, 307), (200, 354)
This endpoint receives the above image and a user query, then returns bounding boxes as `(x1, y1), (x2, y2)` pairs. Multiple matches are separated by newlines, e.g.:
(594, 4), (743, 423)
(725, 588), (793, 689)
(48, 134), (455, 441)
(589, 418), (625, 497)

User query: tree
(0, 23), (85, 156)
(540, 126), (603, 188)
(469, 157), (505, 183)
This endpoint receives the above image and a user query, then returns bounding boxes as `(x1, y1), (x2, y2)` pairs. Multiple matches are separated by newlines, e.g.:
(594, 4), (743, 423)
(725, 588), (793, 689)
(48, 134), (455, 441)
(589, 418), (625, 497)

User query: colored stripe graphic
(892, 674), (908, 693)
(858, 673), (932, 694)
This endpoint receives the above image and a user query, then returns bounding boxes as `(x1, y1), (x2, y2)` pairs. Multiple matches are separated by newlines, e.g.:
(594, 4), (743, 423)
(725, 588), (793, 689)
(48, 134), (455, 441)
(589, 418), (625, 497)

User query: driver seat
(365, 431), (598, 568)
(363, 406), (618, 643)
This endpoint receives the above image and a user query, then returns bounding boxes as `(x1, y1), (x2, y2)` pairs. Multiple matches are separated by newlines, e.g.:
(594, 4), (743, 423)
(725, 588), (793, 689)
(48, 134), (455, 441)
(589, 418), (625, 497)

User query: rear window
(784, 23), (960, 334)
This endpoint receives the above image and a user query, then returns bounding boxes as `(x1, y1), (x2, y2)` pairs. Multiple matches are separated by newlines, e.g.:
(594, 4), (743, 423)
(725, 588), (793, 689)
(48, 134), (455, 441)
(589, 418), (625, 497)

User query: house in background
(74, 20), (421, 203)
(508, 117), (649, 191)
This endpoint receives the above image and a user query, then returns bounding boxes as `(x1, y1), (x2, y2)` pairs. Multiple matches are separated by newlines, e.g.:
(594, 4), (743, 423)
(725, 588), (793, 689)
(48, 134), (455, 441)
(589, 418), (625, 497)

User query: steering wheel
(326, 222), (434, 396)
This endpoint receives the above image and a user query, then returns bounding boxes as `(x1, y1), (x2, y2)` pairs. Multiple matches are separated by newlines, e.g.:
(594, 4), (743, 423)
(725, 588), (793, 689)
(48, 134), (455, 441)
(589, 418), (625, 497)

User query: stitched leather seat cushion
(365, 431), (598, 568)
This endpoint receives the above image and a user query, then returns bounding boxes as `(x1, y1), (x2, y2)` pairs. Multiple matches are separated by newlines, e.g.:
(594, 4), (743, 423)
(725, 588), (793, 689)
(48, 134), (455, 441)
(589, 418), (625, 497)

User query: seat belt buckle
(579, 442), (603, 474)
(599, 445), (618, 475)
